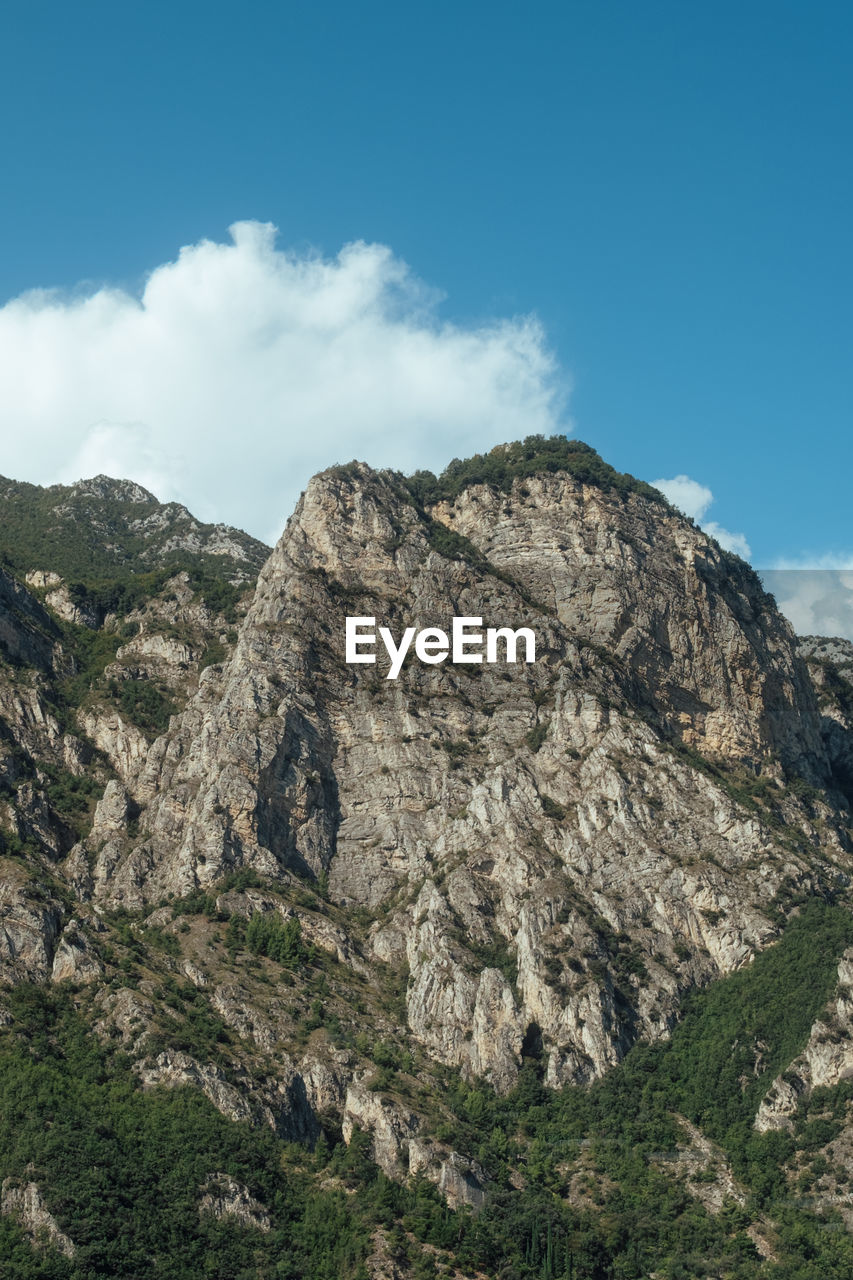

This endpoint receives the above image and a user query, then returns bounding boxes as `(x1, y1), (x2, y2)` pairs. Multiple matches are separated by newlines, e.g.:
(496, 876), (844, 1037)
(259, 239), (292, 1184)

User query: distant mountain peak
(64, 475), (159, 504)
(0, 472), (270, 586)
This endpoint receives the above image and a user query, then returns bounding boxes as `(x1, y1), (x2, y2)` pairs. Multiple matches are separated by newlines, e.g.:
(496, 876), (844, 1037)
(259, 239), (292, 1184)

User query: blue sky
(1, 0), (851, 569)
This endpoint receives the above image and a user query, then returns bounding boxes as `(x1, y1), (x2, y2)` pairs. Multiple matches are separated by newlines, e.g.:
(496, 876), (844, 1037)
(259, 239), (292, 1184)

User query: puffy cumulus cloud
(0, 222), (566, 543)
(651, 474), (713, 523)
(653, 473), (751, 559)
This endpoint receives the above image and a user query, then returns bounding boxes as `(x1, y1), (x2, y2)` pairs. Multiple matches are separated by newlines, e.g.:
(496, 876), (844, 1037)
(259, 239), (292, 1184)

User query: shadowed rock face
(81, 462), (849, 1094)
(0, 567), (59, 669)
(799, 635), (853, 809)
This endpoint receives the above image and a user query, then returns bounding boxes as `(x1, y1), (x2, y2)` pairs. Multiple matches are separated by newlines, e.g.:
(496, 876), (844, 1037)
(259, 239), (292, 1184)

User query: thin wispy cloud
(0, 222), (567, 542)
(768, 554), (853, 571)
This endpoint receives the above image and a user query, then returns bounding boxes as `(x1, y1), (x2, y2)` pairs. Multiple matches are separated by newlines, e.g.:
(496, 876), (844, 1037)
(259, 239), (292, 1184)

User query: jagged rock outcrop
(136, 1048), (320, 1142)
(343, 1082), (421, 1179)
(45, 581), (101, 629)
(0, 866), (64, 985)
(198, 1174), (271, 1231)
(434, 473), (826, 775)
(1, 1174), (76, 1257)
(78, 710), (151, 787)
(799, 635), (853, 807)
(342, 1082), (486, 1209)
(51, 917), (103, 983)
(0, 567), (60, 668)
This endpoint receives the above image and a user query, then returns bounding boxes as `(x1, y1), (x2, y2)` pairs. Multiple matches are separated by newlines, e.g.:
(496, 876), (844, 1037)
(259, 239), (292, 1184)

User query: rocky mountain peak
(0, 470), (270, 589)
(2, 439), (853, 1275)
(64, 474), (158, 504)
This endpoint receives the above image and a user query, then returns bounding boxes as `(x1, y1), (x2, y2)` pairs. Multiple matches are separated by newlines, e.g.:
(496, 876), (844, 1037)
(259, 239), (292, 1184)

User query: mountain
(1, 437), (853, 1278)
(0, 472), (268, 608)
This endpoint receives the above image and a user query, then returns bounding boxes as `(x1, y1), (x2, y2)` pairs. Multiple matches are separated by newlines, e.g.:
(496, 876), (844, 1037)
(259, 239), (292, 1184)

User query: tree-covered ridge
(3, 900), (853, 1278)
(402, 436), (669, 509)
(0, 473), (269, 587)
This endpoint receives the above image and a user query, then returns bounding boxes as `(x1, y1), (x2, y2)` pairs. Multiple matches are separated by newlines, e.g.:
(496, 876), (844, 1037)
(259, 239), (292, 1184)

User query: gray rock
(1, 1175), (76, 1257)
(198, 1174), (271, 1231)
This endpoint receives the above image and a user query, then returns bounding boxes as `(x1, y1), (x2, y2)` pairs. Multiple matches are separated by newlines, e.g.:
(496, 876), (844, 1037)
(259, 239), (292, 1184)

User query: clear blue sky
(1, 0), (851, 566)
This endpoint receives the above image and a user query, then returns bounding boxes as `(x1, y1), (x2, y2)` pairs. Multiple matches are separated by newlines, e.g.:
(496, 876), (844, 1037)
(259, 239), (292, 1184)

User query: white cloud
(653, 473), (751, 559)
(701, 522), (752, 559)
(768, 554), (853, 571)
(759, 569), (853, 641)
(0, 222), (567, 543)
(651, 474), (713, 523)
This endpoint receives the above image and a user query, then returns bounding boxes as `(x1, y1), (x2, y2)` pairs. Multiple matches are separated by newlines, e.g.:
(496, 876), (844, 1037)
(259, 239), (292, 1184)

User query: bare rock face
(51, 918), (103, 983)
(343, 1082), (421, 1179)
(799, 635), (853, 807)
(25, 571), (62, 590)
(93, 985), (157, 1054)
(1, 1174), (76, 1257)
(0, 567), (60, 669)
(80, 709), (152, 785)
(198, 1174), (271, 1232)
(432, 473), (824, 775)
(136, 1049), (320, 1142)
(432, 1151), (488, 1211)
(45, 583), (101, 629)
(87, 462), (849, 1098)
(342, 1082), (486, 1209)
(137, 1051), (258, 1125)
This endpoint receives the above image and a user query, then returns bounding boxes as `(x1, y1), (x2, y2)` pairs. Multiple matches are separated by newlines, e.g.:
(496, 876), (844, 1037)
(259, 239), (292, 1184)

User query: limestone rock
(51, 918), (103, 983)
(4, 450), (853, 1220)
(1, 1175), (76, 1257)
(0, 871), (63, 985)
(0, 567), (59, 669)
(93, 986), (157, 1054)
(198, 1174), (271, 1231)
(137, 1051), (258, 1126)
(25, 570), (62, 590)
(136, 1049), (319, 1142)
(342, 1082), (486, 1209)
(343, 1082), (421, 1179)
(79, 708), (151, 785)
(46, 583), (101, 629)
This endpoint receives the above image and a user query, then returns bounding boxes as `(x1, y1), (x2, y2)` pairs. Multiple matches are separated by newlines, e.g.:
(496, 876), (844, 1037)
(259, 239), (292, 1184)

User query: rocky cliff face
(51, 459), (852, 1100)
(799, 635), (853, 809)
(2, 443), (853, 1232)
